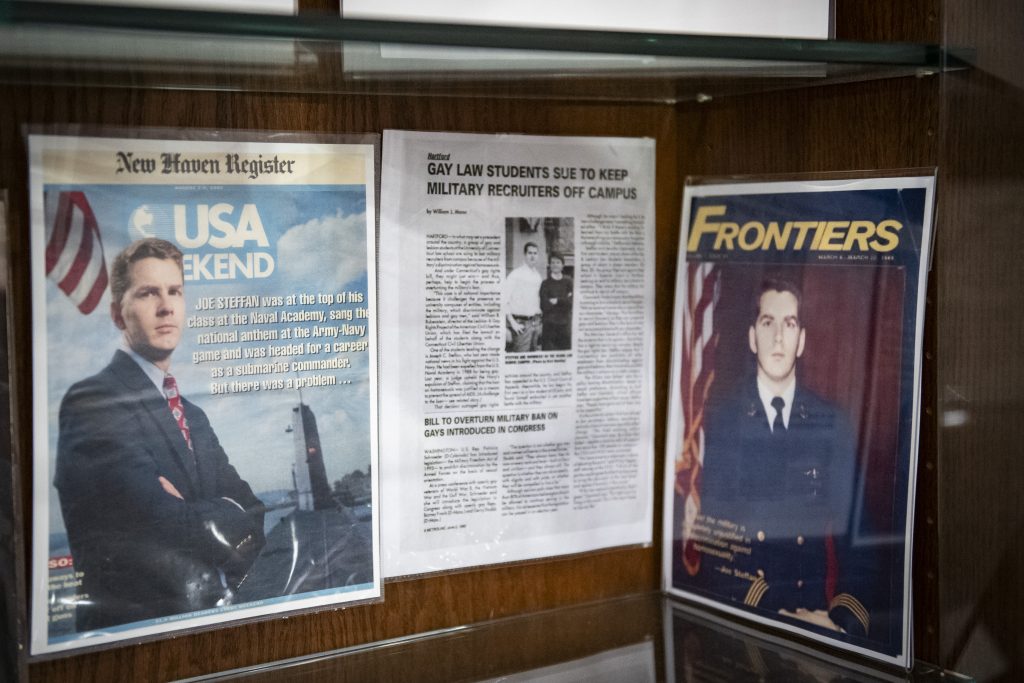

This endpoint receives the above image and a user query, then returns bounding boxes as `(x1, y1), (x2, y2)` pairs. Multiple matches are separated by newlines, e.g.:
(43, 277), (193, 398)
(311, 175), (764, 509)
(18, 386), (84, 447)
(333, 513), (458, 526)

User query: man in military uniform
(695, 277), (872, 639)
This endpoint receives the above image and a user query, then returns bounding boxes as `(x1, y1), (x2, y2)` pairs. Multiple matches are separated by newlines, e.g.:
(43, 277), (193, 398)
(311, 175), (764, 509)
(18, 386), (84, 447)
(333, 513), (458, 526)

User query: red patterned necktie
(163, 374), (193, 451)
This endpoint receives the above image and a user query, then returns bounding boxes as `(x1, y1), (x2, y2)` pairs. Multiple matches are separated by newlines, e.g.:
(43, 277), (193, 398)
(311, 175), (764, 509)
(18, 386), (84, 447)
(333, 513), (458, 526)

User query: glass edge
(179, 592), (660, 681)
(3, 0), (964, 69)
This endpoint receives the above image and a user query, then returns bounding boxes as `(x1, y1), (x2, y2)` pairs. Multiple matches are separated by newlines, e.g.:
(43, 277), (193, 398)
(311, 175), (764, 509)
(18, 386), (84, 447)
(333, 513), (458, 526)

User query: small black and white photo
(503, 217), (574, 353)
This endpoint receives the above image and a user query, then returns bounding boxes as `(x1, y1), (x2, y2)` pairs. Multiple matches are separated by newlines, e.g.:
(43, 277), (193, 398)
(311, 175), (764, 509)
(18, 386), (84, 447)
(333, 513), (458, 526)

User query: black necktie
(771, 396), (786, 434)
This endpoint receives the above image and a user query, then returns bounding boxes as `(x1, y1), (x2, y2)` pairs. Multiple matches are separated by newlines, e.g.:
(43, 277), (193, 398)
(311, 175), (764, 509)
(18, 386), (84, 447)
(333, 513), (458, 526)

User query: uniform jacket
(696, 378), (873, 638)
(54, 351), (265, 631)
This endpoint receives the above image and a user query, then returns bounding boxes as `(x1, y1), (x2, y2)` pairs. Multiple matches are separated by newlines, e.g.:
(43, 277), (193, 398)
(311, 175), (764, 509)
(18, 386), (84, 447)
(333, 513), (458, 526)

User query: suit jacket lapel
(791, 384), (812, 427)
(108, 351), (199, 490)
(744, 380), (769, 434)
(186, 399), (217, 499)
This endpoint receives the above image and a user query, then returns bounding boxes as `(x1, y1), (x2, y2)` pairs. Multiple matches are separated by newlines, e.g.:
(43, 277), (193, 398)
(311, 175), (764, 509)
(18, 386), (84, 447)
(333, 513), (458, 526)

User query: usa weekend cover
(28, 130), (380, 655)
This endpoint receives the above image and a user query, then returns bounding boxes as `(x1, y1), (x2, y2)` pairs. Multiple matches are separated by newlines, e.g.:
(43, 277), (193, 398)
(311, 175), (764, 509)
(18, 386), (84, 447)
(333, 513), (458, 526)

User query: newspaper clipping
(380, 130), (655, 577)
(663, 175), (935, 667)
(28, 131), (381, 655)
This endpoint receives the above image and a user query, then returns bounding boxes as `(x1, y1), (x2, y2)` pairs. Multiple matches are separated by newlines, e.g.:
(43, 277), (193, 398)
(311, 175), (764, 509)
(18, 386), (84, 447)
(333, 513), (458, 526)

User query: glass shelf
(180, 593), (972, 681)
(0, 2), (972, 102)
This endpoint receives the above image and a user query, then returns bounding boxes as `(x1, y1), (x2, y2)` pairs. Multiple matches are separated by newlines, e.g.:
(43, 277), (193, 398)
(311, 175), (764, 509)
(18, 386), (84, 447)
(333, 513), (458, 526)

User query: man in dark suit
(694, 277), (873, 639)
(54, 238), (265, 631)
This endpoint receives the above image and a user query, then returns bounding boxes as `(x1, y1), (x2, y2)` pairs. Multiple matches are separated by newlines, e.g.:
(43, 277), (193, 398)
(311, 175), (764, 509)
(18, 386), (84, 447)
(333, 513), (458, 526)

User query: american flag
(677, 261), (719, 576)
(45, 191), (108, 314)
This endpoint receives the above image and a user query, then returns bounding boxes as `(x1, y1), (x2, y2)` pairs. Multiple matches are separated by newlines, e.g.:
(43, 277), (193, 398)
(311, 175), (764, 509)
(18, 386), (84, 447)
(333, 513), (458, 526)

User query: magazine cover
(662, 175), (935, 667)
(28, 131), (380, 655)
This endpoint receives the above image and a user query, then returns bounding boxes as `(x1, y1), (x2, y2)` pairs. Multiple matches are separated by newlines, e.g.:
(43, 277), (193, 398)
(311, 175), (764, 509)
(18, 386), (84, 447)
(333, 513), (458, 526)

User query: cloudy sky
(40, 182), (374, 536)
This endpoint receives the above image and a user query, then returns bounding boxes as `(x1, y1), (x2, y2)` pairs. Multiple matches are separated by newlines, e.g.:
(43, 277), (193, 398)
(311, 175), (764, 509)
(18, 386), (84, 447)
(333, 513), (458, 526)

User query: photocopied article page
(380, 130), (655, 577)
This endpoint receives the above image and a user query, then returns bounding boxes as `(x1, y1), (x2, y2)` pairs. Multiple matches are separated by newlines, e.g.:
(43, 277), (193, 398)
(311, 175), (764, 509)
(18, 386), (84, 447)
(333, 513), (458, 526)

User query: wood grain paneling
(834, 0), (940, 44)
(932, 59), (1024, 683)
(931, 0), (1024, 676)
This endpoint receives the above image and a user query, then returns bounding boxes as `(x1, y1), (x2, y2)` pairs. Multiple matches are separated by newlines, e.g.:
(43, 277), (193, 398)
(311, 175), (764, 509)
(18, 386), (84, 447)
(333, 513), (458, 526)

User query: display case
(0, 0), (1021, 680)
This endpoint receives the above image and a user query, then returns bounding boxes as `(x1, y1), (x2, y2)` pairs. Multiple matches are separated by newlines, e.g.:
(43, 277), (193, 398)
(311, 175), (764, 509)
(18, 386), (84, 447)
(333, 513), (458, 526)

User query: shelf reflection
(181, 594), (972, 681)
(664, 599), (974, 683)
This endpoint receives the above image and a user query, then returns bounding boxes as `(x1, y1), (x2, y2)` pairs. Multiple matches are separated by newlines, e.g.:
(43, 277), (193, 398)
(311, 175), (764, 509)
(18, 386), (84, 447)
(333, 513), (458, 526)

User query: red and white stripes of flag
(45, 191), (108, 314)
(678, 262), (719, 576)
